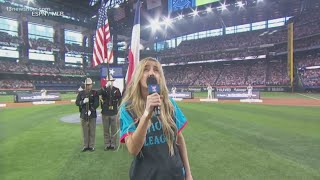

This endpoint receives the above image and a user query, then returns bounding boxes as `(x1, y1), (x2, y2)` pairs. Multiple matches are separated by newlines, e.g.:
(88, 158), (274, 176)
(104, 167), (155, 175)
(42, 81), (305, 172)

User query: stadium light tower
(177, 14), (183, 20)
(220, 3), (227, 11)
(192, 9), (199, 16)
(150, 19), (160, 31)
(163, 17), (172, 27)
(236, 1), (245, 8)
(206, 6), (212, 13)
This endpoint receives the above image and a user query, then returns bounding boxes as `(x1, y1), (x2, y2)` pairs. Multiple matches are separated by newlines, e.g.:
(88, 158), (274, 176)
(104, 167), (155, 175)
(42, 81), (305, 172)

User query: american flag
(92, 1), (113, 67)
(125, 0), (141, 85)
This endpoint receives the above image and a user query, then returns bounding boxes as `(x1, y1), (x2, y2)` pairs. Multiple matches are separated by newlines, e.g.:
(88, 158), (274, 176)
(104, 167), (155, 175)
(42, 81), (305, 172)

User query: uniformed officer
(75, 78), (99, 152)
(98, 75), (122, 150)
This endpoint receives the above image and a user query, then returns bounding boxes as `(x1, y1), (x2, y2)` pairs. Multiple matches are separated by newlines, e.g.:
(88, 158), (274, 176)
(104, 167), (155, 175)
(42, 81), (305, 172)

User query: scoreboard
(169, 0), (220, 13)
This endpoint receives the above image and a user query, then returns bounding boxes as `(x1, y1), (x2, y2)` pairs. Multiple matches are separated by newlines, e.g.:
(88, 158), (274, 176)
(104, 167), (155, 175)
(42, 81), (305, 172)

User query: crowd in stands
(0, 61), (29, 73)
(296, 53), (320, 88)
(0, 80), (33, 89)
(246, 61), (267, 86)
(34, 77), (82, 90)
(292, 5), (320, 26)
(215, 63), (249, 86)
(266, 60), (290, 86)
(29, 63), (60, 74)
(300, 69), (320, 87)
(193, 65), (222, 86)
(0, 31), (20, 45)
(163, 58), (294, 87)
(159, 28), (287, 59)
(29, 38), (57, 51)
(0, 60), (85, 75)
(159, 49), (267, 64)
(296, 54), (320, 68)
(164, 65), (201, 86)
(58, 66), (85, 75)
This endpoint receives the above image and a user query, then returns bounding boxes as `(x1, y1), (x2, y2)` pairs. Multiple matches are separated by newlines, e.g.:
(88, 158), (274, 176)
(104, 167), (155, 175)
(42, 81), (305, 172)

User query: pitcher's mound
(60, 111), (103, 124)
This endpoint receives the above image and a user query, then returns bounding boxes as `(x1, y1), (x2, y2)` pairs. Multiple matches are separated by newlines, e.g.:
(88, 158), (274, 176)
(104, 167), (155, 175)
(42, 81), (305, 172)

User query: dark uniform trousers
(102, 115), (117, 147)
(76, 89), (99, 150)
(81, 117), (96, 148)
(99, 86), (122, 148)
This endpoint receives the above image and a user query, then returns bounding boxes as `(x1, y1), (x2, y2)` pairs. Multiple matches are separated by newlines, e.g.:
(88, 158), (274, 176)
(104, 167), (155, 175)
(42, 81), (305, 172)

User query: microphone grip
(154, 106), (160, 116)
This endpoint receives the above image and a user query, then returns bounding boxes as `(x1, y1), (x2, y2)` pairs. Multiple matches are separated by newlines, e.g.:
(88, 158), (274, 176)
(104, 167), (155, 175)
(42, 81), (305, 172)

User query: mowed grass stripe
(1, 105), (80, 180)
(182, 103), (320, 137)
(179, 103), (320, 178)
(0, 105), (78, 141)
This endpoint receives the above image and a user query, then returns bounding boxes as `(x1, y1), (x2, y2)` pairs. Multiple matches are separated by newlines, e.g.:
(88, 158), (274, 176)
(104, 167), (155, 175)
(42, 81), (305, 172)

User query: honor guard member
(98, 75), (122, 150)
(76, 78), (99, 152)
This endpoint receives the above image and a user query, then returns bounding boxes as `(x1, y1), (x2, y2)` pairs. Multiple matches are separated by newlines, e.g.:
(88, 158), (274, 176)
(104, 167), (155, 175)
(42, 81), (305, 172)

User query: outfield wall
(0, 86), (291, 95)
(173, 86), (291, 93)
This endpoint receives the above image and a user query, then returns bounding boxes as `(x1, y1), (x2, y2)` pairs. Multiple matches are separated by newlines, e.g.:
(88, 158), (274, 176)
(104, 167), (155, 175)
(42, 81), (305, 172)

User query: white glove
(88, 110), (91, 116)
(106, 81), (112, 88)
(83, 98), (89, 104)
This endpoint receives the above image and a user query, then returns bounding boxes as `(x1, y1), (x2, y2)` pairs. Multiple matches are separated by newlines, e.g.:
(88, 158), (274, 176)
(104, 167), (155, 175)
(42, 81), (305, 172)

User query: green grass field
(1, 102), (320, 180)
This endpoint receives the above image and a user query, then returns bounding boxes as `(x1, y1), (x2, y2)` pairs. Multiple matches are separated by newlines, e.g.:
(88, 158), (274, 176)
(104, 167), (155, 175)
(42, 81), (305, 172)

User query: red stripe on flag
(100, 78), (106, 88)
(125, 0), (141, 85)
(126, 50), (135, 84)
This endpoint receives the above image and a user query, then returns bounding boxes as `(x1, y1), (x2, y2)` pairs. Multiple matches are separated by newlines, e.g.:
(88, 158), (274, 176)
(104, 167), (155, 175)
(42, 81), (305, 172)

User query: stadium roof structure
(1, 0), (314, 44)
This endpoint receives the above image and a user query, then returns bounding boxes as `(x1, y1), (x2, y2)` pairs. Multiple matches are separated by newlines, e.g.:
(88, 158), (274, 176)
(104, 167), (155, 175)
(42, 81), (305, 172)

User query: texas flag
(125, 0), (141, 86)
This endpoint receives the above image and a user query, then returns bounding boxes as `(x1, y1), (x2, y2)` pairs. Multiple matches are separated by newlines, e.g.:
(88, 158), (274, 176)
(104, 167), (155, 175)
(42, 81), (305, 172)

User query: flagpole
(106, 35), (113, 81)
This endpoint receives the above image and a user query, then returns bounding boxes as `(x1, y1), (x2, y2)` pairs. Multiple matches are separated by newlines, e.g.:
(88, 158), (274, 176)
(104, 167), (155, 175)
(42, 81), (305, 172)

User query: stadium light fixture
(177, 14), (183, 20)
(192, 9), (198, 16)
(163, 17), (172, 27)
(150, 19), (160, 31)
(220, 3), (227, 11)
(236, 1), (244, 8)
(206, 7), (212, 13)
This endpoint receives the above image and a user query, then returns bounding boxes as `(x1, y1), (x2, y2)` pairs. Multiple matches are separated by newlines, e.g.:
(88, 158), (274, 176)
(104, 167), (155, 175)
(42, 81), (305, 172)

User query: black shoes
(82, 147), (89, 152)
(104, 146), (116, 151)
(82, 147), (94, 152)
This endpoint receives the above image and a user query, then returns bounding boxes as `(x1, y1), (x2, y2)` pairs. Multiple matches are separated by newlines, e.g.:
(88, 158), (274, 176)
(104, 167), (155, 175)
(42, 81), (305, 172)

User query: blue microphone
(147, 75), (160, 116)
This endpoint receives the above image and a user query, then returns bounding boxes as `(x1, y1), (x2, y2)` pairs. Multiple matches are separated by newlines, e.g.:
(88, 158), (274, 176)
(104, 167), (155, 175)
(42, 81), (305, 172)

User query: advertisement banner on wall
(15, 92), (61, 103)
(215, 91), (260, 100)
(168, 92), (193, 99)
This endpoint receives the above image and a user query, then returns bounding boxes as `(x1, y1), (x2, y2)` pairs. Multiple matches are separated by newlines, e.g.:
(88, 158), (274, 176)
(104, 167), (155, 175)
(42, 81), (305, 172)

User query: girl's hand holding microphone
(143, 93), (161, 119)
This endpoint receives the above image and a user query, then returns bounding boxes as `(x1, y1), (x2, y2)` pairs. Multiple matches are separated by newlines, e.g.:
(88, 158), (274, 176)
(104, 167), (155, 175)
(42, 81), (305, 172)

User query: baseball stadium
(0, 0), (320, 179)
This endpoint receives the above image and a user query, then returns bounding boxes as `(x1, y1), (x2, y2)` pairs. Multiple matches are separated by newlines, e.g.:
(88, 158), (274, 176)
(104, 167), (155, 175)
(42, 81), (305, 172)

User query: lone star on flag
(110, 69), (115, 75)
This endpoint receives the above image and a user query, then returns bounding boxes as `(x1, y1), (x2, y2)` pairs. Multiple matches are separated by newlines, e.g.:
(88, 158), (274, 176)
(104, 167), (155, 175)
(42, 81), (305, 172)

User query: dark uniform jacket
(75, 89), (99, 119)
(98, 86), (122, 116)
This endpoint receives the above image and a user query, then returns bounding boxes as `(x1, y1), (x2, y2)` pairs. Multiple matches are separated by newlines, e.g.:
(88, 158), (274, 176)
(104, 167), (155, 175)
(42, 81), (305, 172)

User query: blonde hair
(120, 57), (177, 156)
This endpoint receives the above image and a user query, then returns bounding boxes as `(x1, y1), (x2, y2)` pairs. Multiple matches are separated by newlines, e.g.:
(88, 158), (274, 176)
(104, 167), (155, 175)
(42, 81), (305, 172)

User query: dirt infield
(4, 100), (73, 108)
(2, 98), (320, 108)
